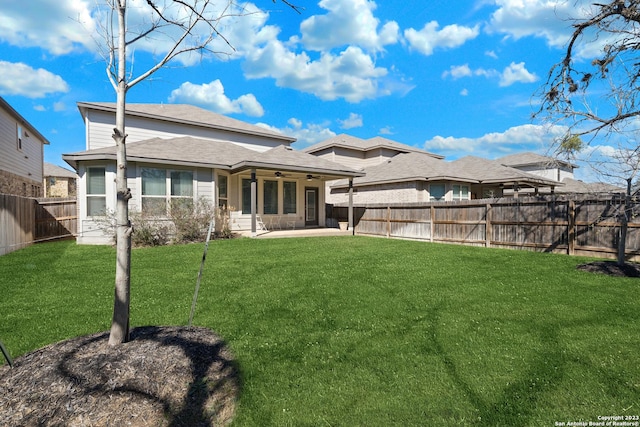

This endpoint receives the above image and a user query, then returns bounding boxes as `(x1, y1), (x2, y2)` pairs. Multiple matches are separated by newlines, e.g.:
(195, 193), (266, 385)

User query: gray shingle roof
(44, 162), (76, 178)
(557, 177), (624, 194)
(234, 145), (364, 177)
(331, 153), (562, 189)
(63, 137), (363, 178)
(497, 152), (577, 169)
(77, 102), (296, 143)
(303, 133), (444, 159)
(331, 152), (476, 188)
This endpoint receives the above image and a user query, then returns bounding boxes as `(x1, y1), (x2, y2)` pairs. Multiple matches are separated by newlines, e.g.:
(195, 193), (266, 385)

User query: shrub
(169, 197), (216, 244)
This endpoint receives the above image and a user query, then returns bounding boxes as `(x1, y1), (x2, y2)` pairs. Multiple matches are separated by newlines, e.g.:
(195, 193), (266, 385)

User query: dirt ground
(0, 326), (239, 426)
(577, 260), (640, 277)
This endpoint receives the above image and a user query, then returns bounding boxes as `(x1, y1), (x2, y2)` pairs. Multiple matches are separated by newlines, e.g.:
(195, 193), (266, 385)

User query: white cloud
(298, 0), (399, 52)
(258, 118), (336, 148)
(338, 113), (363, 129)
(442, 62), (537, 86)
(487, 0), (580, 48)
(168, 79), (264, 117)
(53, 101), (67, 112)
(487, 0), (605, 59)
(243, 42), (388, 102)
(424, 124), (568, 159)
(0, 0), (96, 55)
(499, 62), (538, 86)
(442, 64), (473, 80)
(460, 88), (469, 96)
(405, 21), (479, 56)
(379, 126), (393, 135)
(0, 61), (69, 98)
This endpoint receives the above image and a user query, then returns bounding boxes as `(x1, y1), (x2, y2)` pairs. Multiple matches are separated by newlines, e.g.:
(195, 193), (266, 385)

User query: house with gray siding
(63, 102), (363, 244)
(0, 97), (50, 197)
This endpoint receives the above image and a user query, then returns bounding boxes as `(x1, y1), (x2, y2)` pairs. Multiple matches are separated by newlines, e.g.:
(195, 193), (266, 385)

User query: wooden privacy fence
(329, 195), (640, 262)
(0, 195), (77, 256)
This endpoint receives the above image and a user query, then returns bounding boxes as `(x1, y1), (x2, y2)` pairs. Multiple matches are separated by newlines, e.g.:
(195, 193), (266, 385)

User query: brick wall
(0, 169), (43, 197)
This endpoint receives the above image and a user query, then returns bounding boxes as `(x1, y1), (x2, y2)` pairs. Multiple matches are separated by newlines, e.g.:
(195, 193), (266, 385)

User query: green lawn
(1, 237), (638, 426)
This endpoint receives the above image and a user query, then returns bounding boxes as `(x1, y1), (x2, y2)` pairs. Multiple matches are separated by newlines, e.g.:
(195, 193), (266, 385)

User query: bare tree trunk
(109, 0), (132, 345)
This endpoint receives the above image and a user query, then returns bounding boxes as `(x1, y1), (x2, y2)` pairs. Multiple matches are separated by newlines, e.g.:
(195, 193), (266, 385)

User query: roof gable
(304, 133), (443, 159)
(497, 152), (577, 169)
(0, 96), (50, 145)
(451, 156), (561, 186)
(77, 102), (295, 143)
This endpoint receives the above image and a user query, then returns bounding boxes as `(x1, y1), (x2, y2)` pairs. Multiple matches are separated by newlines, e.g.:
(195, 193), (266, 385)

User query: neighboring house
(62, 102), (363, 244)
(497, 152), (624, 194)
(44, 162), (77, 198)
(555, 177), (624, 194)
(305, 135), (561, 205)
(303, 133), (444, 171)
(0, 97), (49, 197)
(497, 152), (577, 182)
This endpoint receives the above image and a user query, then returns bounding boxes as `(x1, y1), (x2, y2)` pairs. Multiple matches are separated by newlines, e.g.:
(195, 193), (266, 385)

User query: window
(263, 180), (278, 214)
(217, 175), (228, 208)
(86, 167), (106, 216)
(242, 178), (252, 214)
(141, 167), (193, 216)
(283, 181), (296, 214)
(16, 124), (23, 151)
(453, 184), (469, 201)
(429, 183), (446, 201)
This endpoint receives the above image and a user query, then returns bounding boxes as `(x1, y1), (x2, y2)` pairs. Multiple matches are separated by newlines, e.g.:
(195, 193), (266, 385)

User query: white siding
(85, 109), (282, 152)
(0, 107), (45, 182)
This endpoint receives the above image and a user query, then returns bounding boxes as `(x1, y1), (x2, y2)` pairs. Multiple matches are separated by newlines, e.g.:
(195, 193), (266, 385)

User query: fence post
(485, 202), (492, 248)
(430, 205), (435, 243)
(387, 206), (391, 238)
(568, 199), (575, 255)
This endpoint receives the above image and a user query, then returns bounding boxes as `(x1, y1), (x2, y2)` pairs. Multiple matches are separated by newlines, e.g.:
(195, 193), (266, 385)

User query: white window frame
(141, 167), (194, 216)
(452, 184), (470, 201)
(86, 166), (107, 217)
(429, 183), (446, 201)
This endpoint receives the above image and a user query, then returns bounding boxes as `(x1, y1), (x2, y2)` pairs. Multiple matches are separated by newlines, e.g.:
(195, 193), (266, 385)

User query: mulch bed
(0, 326), (239, 426)
(577, 261), (640, 277)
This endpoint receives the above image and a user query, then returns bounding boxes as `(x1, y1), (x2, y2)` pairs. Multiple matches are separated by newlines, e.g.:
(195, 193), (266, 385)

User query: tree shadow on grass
(427, 309), (566, 426)
(0, 326), (240, 426)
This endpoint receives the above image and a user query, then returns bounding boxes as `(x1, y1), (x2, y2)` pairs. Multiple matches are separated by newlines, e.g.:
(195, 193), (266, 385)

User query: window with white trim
(263, 180), (278, 214)
(141, 167), (193, 216)
(429, 183), (446, 201)
(453, 184), (470, 201)
(283, 181), (296, 214)
(16, 124), (23, 151)
(86, 167), (106, 216)
(217, 174), (228, 208)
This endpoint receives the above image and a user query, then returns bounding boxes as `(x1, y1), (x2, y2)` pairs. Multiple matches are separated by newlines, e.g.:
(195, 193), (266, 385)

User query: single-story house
(43, 162), (77, 198)
(0, 97), (50, 197)
(305, 135), (562, 204)
(62, 102), (363, 244)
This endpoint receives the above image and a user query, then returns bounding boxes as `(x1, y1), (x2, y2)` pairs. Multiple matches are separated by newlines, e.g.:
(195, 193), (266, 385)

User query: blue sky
(0, 0), (610, 180)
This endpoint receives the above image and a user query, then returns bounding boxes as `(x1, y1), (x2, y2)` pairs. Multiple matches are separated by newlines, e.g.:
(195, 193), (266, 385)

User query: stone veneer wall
(0, 169), (43, 197)
(45, 177), (77, 198)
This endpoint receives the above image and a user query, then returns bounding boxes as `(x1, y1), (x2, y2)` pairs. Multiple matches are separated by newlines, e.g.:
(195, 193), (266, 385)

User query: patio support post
(348, 179), (354, 235)
(251, 169), (257, 238)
